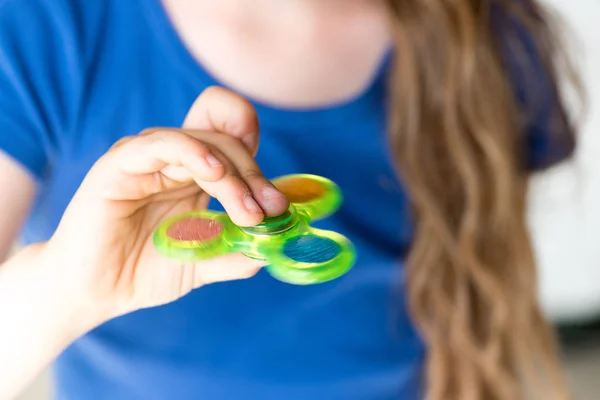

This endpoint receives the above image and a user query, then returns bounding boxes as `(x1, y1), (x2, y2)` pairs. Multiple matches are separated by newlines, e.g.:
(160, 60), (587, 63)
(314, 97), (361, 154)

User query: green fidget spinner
(153, 174), (356, 285)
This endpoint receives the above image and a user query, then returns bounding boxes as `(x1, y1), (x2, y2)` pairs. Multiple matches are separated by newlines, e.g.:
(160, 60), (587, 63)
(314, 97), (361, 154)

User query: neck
(160, 0), (391, 108)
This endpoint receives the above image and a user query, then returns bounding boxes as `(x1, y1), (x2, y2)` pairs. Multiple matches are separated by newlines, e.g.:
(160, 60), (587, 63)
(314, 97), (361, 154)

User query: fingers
(95, 129), (288, 226)
(177, 86), (288, 219)
(88, 87), (287, 225)
(183, 86), (260, 155)
(198, 133), (289, 218)
(111, 129), (225, 179)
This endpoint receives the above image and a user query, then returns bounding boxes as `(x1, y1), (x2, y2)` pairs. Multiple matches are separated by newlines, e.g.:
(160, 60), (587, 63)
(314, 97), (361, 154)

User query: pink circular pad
(166, 218), (224, 242)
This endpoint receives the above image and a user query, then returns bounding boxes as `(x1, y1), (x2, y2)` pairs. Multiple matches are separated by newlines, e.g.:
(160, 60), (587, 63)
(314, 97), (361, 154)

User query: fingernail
(260, 185), (288, 214)
(206, 153), (222, 168)
(262, 185), (284, 199)
(243, 194), (262, 214)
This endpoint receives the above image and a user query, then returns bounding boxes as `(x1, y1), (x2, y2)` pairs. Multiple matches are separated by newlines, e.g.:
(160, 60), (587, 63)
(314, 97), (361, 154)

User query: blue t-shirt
(0, 1), (572, 399)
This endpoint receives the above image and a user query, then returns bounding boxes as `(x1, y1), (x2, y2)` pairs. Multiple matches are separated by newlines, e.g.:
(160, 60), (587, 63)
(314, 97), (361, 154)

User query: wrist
(18, 242), (114, 339)
(0, 243), (114, 398)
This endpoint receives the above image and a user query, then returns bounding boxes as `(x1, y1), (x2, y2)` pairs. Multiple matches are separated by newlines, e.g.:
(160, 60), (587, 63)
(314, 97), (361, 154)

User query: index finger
(183, 86), (260, 155)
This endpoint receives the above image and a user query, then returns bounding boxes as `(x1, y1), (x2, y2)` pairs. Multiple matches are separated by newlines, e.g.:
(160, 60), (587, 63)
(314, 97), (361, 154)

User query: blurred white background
(15, 0), (600, 399)
(532, 0), (600, 324)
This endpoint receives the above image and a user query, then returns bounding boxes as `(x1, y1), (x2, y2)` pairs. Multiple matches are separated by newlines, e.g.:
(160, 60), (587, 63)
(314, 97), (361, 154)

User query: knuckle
(212, 133), (246, 153)
(221, 174), (250, 195)
(217, 132), (241, 147)
(151, 130), (199, 152)
(146, 135), (172, 159)
(187, 140), (211, 158)
(139, 128), (179, 142)
(240, 168), (264, 182)
(227, 110), (258, 139)
(201, 85), (226, 98)
(138, 127), (160, 137)
(153, 129), (181, 140)
(111, 135), (135, 149)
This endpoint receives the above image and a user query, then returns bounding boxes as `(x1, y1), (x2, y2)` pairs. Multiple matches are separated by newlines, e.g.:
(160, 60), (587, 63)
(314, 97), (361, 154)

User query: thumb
(183, 86), (260, 155)
(191, 252), (265, 287)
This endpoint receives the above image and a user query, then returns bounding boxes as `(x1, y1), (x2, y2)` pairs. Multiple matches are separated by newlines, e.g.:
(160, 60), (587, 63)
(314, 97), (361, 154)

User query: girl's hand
(41, 86), (289, 323)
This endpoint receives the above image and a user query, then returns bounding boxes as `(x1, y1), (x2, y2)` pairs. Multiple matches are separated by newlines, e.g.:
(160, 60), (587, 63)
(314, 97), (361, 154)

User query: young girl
(0, 0), (579, 399)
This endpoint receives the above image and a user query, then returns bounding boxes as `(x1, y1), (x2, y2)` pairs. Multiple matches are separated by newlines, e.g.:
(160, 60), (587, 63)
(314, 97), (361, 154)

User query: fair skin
(0, 1), (391, 398)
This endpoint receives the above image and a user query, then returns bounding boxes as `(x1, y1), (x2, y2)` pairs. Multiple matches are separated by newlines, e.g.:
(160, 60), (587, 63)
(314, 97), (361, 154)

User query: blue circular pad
(282, 235), (342, 264)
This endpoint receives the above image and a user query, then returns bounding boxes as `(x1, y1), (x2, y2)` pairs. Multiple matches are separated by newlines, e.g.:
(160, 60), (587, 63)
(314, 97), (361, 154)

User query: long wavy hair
(386, 0), (581, 399)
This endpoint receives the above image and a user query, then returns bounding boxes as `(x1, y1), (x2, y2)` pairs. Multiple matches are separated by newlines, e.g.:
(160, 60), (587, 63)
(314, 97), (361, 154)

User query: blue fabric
(0, 1), (573, 399)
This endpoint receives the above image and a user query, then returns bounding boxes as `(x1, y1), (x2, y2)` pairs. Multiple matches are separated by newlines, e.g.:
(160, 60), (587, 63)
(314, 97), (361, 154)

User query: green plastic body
(153, 174), (356, 285)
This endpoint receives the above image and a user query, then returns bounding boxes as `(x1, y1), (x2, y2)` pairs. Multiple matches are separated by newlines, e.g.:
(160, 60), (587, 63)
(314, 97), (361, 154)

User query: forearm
(0, 244), (103, 399)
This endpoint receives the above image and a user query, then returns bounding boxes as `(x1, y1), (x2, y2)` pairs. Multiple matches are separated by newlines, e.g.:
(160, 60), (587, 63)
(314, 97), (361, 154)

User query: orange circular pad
(274, 177), (326, 203)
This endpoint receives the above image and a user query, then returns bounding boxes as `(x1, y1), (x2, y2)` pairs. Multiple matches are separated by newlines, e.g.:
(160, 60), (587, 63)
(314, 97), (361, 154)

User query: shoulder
(490, 4), (576, 170)
(0, 0), (114, 178)
(0, 0), (161, 108)
(0, 0), (185, 179)
(0, 0), (130, 71)
(0, 0), (83, 91)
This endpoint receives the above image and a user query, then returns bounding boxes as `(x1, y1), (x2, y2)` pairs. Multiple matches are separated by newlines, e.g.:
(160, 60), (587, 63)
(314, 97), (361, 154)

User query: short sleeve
(492, 4), (576, 171)
(0, 0), (82, 180)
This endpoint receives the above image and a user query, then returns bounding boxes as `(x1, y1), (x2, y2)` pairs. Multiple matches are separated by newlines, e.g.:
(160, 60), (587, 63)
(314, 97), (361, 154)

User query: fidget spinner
(153, 174), (356, 285)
